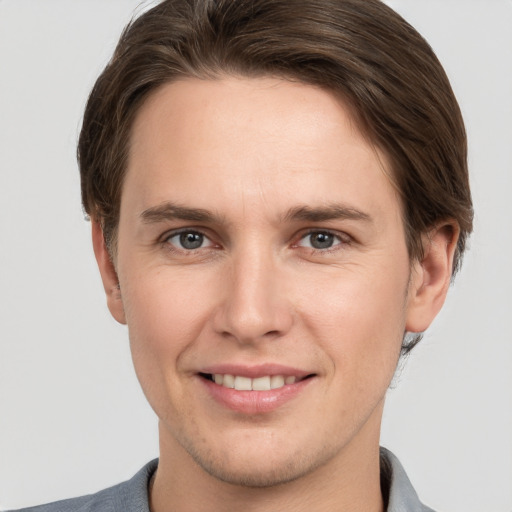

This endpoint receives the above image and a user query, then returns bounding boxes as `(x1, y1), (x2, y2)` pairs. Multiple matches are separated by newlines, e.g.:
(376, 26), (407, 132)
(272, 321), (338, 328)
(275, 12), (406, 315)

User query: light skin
(93, 77), (458, 512)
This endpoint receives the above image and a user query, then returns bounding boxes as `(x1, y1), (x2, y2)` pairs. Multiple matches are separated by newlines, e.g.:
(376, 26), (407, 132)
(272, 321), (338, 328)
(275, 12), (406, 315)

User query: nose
(212, 247), (294, 344)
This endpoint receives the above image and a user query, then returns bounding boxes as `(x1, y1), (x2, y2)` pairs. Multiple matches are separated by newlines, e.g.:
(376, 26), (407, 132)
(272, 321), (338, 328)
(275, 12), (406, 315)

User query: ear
(91, 221), (126, 325)
(405, 222), (459, 333)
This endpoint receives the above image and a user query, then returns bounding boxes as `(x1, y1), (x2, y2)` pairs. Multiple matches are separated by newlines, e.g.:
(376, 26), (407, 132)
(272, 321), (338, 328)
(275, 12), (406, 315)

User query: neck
(150, 417), (385, 512)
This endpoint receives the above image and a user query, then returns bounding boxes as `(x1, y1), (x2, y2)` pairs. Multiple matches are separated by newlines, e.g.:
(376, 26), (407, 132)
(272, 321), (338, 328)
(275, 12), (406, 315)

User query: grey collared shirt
(9, 448), (435, 512)
(380, 448), (435, 512)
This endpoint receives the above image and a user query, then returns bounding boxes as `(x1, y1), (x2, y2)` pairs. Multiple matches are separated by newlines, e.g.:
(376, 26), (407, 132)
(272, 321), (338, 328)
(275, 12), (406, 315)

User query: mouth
(198, 372), (315, 391)
(197, 367), (317, 413)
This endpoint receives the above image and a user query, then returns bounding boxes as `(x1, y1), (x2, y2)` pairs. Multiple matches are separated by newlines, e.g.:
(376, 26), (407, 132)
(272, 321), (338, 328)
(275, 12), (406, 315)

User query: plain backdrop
(0, 1), (511, 510)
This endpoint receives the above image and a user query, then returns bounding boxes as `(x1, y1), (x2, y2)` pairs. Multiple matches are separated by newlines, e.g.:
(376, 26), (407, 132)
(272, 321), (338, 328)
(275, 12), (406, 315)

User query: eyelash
(160, 228), (351, 256)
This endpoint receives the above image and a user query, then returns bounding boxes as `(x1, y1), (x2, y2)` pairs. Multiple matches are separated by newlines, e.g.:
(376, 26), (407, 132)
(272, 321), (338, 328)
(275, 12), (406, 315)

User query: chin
(182, 436), (334, 488)
(195, 455), (317, 488)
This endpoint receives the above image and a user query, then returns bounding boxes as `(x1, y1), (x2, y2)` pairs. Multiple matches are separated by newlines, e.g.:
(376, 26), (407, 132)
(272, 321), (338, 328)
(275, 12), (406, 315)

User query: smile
(199, 371), (315, 414)
(201, 373), (300, 391)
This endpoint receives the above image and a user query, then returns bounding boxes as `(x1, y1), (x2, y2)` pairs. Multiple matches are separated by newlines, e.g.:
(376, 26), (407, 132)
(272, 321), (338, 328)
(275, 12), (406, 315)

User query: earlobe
(91, 221), (127, 325)
(405, 222), (460, 333)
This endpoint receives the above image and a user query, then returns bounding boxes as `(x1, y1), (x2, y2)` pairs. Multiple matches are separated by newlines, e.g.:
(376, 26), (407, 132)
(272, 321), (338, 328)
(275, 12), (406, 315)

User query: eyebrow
(140, 201), (372, 225)
(140, 202), (223, 224)
(283, 204), (372, 223)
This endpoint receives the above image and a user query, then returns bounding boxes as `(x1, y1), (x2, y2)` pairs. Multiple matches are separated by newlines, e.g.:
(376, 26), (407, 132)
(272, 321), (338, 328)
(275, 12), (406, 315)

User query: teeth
(234, 376), (252, 391)
(211, 374), (298, 391)
(252, 376), (271, 390)
(270, 375), (285, 389)
(223, 374), (235, 388)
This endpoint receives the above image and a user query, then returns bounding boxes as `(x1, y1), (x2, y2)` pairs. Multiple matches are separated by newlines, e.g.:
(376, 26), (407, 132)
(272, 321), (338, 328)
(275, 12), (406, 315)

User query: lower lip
(199, 376), (314, 414)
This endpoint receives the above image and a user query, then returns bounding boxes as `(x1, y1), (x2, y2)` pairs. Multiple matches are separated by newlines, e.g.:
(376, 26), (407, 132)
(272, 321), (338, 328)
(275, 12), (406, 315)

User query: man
(10, 0), (473, 510)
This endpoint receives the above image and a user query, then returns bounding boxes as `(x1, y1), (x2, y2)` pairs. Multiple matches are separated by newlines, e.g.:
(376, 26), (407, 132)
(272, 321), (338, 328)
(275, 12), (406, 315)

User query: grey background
(0, 1), (511, 510)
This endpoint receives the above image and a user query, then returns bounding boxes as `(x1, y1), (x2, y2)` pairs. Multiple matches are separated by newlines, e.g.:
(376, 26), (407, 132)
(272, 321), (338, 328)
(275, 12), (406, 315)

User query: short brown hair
(78, 0), (473, 350)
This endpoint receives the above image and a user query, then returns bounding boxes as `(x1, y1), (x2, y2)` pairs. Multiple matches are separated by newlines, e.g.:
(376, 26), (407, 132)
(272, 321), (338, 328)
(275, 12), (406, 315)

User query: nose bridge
(214, 240), (292, 343)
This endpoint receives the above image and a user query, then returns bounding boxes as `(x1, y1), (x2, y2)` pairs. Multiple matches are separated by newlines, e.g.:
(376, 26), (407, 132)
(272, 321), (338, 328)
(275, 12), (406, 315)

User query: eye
(165, 230), (214, 250)
(297, 231), (344, 250)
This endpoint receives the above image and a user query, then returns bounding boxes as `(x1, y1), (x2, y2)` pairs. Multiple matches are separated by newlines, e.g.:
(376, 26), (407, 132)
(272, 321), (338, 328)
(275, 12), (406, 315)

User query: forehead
(123, 76), (401, 227)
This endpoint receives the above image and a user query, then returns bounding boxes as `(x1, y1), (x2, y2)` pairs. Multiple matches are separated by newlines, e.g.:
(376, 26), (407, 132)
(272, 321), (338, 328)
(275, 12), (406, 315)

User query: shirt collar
(380, 447), (435, 512)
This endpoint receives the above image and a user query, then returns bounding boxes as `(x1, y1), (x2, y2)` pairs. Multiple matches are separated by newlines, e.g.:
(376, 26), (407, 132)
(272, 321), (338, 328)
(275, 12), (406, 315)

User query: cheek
(298, 264), (408, 379)
(119, 269), (212, 380)
(119, 273), (213, 421)
(122, 264), (214, 336)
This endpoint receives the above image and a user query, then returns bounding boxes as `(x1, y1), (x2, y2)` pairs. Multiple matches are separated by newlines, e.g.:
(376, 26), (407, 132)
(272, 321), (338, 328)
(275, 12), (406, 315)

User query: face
(96, 77), (449, 487)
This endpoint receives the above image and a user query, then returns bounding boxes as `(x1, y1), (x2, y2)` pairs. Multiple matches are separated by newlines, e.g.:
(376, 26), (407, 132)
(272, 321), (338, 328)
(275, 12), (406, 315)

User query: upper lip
(199, 363), (313, 379)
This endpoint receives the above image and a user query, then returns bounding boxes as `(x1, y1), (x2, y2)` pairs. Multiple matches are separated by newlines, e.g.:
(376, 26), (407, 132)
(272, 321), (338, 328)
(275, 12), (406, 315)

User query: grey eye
(167, 231), (211, 250)
(309, 232), (334, 249)
(299, 231), (340, 250)
(179, 232), (204, 249)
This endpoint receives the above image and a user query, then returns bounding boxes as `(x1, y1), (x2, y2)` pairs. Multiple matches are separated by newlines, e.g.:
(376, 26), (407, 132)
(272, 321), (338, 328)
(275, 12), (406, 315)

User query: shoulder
(6, 460), (158, 512)
(7, 492), (110, 512)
